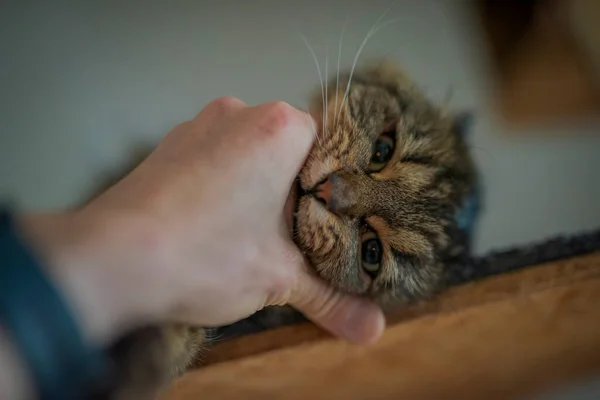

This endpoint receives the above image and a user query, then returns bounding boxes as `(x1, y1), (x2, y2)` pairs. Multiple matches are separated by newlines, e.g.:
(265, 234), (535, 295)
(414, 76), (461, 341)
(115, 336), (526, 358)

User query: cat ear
(452, 111), (474, 139)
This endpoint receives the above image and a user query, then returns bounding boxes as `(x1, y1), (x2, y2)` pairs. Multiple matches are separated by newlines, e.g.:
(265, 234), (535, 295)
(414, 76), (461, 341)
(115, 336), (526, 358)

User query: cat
(102, 59), (479, 399)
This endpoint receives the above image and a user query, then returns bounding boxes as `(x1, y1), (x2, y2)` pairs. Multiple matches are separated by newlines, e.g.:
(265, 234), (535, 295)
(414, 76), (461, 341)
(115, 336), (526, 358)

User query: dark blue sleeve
(0, 209), (116, 400)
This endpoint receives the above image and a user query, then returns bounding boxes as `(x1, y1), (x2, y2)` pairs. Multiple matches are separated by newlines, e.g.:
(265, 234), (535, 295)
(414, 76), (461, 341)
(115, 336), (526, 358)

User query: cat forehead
(345, 82), (441, 137)
(346, 83), (403, 127)
(345, 62), (425, 103)
(313, 62), (423, 110)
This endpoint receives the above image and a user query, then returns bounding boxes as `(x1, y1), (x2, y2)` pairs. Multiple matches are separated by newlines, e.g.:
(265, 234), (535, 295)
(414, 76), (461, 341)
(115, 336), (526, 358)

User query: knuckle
(170, 120), (192, 132)
(208, 96), (244, 113)
(260, 101), (298, 136)
(165, 120), (193, 139)
(175, 120), (194, 131)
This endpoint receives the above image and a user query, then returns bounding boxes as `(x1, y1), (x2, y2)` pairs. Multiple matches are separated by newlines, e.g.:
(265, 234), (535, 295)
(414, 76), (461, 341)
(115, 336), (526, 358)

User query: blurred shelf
(474, 0), (600, 128)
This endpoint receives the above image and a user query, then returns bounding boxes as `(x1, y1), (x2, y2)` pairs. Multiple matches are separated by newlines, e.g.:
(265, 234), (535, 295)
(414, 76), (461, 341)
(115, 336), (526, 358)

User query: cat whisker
(306, 111), (323, 148)
(295, 104), (322, 148)
(334, 15), (349, 127)
(205, 329), (225, 343)
(337, 18), (401, 123)
(325, 45), (329, 140)
(299, 33), (326, 146)
(336, 1), (400, 122)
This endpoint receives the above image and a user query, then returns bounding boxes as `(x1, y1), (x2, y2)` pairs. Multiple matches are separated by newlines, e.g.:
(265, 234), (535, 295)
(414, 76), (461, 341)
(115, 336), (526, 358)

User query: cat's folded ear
(452, 111), (474, 139)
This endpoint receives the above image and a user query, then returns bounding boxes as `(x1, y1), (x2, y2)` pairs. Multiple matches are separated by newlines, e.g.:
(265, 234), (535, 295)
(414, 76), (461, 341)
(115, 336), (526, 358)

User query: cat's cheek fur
(301, 156), (337, 188)
(296, 200), (368, 295)
(295, 197), (331, 253)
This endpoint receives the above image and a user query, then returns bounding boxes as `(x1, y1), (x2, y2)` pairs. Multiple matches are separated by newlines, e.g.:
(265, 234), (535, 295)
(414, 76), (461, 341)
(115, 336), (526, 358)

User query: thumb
(288, 270), (386, 345)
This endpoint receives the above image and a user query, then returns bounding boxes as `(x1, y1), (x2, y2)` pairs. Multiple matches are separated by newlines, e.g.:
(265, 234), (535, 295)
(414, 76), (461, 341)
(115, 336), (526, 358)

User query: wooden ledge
(161, 252), (600, 400)
(201, 251), (600, 366)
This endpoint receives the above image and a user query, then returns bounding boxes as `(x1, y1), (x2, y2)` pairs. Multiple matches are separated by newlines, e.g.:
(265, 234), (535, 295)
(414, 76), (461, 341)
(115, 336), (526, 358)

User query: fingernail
(341, 301), (386, 345)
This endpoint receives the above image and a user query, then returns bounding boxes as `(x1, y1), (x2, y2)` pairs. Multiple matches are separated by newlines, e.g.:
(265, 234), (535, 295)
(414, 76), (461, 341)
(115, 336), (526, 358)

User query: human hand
(19, 98), (385, 346)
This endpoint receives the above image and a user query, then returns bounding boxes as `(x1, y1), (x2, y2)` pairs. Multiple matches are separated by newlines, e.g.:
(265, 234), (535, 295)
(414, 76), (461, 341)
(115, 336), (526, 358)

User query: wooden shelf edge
(162, 262), (600, 400)
(199, 251), (600, 366)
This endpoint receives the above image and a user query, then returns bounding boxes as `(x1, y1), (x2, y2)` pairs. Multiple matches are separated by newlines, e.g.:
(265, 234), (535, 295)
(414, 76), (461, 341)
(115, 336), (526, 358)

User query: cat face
(294, 61), (476, 306)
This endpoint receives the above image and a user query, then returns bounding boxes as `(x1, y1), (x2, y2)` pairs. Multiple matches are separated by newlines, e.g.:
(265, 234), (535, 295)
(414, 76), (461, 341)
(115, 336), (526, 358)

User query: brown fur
(107, 325), (204, 400)
(296, 60), (476, 304)
(102, 60), (477, 398)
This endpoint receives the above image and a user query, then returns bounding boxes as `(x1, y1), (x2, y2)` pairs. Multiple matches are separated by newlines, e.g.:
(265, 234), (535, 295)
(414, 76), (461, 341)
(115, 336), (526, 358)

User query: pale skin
(0, 98), (385, 399)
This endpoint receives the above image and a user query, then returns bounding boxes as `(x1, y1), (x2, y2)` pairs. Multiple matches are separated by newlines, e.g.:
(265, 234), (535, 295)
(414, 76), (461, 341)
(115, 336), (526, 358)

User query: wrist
(0, 210), (121, 398)
(16, 209), (168, 346)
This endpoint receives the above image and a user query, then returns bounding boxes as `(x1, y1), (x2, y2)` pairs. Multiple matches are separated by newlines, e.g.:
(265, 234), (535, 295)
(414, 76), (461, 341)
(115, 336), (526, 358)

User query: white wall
(1, 0), (599, 255)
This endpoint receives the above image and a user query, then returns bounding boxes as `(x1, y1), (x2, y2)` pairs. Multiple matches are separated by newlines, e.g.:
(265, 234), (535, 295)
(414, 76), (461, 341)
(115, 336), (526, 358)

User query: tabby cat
(104, 60), (479, 399)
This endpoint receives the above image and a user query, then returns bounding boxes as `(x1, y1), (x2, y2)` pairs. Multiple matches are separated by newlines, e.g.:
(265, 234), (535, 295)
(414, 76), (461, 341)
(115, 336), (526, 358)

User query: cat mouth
(291, 178), (315, 237)
(291, 177), (324, 235)
(291, 177), (302, 238)
(292, 176), (333, 238)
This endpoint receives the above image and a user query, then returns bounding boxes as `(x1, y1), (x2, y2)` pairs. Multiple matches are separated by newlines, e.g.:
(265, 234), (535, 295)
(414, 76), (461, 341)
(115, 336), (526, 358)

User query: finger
(249, 101), (316, 189)
(288, 269), (385, 345)
(193, 96), (246, 125)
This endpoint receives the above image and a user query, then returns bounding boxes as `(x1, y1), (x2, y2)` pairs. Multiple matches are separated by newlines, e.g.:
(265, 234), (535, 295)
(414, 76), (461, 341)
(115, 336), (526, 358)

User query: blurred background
(0, 0), (599, 399)
(1, 0), (599, 257)
(1, 0), (599, 256)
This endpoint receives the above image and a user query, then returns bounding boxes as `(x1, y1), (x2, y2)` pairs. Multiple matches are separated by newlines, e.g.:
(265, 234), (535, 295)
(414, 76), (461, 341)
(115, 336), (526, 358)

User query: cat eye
(361, 230), (383, 278)
(367, 134), (395, 173)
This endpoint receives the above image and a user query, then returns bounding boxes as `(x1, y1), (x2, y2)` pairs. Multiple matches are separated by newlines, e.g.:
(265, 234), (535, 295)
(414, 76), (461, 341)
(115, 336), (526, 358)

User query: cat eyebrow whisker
(299, 33), (325, 147)
(325, 45), (329, 141)
(336, 1), (399, 123)
(294, 104), (321, 148)
(302, 107), (322, 147)
(334, 15), (349, 127)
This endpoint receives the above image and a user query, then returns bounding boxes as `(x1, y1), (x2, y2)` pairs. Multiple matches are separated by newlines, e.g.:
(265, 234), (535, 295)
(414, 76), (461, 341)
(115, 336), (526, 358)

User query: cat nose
(315, 175), (332, 208)
(314, 171), (360, 215)
(320, 171), (361, 215)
